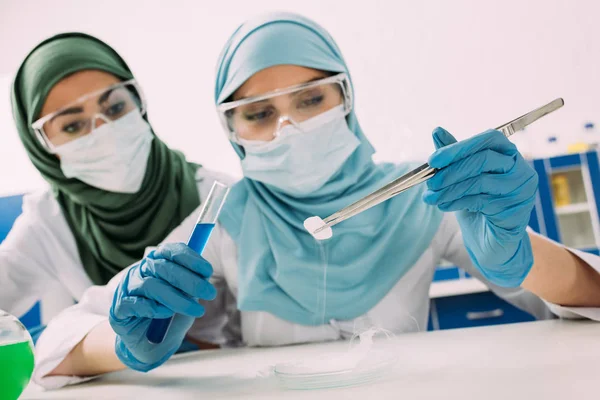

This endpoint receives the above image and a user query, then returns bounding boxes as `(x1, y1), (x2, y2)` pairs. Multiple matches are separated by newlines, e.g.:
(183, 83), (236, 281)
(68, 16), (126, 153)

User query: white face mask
(54, 109), (154, 193)
(239, 105), (360, 195)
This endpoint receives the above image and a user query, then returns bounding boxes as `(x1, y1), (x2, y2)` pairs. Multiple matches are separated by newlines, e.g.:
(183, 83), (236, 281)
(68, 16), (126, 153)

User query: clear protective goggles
(31, 79), (146, 153)
(217, 73), (352, 143)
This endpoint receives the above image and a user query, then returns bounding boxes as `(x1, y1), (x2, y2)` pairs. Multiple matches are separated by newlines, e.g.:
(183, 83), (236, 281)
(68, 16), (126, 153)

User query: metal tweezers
(314, 98), (565, 235)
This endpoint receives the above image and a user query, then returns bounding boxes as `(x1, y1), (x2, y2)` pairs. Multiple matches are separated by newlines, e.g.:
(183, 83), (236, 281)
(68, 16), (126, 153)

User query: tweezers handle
(496, 124), (516, 138)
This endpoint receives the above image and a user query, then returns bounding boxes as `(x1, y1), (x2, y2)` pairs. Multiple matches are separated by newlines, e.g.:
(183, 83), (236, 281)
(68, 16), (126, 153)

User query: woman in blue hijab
(34, 12), (600, 382)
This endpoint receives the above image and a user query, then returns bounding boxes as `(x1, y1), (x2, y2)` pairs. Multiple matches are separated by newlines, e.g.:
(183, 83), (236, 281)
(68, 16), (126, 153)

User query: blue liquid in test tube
(146, 182), (229, 344)
(187, 223), (215, 254)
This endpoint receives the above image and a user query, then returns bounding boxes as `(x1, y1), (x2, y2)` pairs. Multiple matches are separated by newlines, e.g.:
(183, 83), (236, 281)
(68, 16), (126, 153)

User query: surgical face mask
(54, 109), (154, 193)
(239, 105), (360, 195)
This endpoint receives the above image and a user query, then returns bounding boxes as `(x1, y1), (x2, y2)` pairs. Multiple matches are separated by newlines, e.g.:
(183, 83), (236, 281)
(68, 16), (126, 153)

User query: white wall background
(1, 0), (598, 195)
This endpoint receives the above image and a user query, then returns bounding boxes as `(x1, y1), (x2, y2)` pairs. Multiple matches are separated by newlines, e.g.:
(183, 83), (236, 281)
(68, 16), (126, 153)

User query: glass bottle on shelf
(544, 136), (561, 158)
(568, 122), (596, 153)
(583, 122), (597, 149)
(551, 174), (571, 207)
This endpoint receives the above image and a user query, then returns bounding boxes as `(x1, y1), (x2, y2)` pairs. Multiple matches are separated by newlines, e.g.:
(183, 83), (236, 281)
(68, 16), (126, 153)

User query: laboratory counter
(21, 319), (599, 399)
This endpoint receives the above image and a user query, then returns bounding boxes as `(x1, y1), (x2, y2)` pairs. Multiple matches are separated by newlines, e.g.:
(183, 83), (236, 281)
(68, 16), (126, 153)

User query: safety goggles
(31, 79), (146, 153)
(217, 73), (352, 143)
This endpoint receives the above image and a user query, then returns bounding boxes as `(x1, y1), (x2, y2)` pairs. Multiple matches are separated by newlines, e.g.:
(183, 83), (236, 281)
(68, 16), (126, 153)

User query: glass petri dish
(274, 348), (397, 390)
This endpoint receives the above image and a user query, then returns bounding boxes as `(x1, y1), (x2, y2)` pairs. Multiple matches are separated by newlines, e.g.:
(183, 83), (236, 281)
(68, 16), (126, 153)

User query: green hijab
(10, 33), (201, 284)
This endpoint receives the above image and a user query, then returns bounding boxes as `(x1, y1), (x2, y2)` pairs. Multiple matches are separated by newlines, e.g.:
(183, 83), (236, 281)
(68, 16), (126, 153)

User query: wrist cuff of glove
(472, 234), (534, 288)
(115, 336), (175, 372)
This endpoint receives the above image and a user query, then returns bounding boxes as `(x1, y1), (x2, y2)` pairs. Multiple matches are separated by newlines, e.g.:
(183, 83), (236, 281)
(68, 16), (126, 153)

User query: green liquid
(0, 340), (34, 400)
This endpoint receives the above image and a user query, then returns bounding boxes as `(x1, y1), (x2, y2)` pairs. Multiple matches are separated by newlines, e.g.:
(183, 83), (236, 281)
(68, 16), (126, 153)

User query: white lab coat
(33, 201), (600, 389)
(0, 168), (232, 321)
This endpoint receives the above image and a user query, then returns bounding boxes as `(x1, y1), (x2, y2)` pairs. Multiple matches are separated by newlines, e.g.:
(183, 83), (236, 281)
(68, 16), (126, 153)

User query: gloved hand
(423, 127), (538, 287)
(109, 243), (216, 372)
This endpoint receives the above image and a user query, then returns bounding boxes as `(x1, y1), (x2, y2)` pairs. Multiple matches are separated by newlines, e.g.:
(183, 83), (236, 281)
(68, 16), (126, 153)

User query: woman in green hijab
(1, 33), (229, 320)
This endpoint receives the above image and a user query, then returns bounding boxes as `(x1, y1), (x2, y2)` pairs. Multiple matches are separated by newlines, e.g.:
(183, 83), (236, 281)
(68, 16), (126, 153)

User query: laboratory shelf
(428, 291), (536, 331)
(431, 150), (600, 330)
(555, 202), (590, 215)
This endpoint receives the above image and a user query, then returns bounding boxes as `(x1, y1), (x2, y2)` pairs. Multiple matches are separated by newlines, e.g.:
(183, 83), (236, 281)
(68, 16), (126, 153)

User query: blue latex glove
(109, 243), (216, 372)
(423, 127), (538, 287)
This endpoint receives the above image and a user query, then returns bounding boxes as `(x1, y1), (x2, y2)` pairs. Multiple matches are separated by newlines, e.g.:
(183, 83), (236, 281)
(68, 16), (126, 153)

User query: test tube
(146, 181), (230, 344)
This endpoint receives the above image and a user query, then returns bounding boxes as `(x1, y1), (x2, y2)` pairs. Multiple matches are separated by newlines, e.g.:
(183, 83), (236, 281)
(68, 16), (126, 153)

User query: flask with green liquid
(0, 310), (35, 400)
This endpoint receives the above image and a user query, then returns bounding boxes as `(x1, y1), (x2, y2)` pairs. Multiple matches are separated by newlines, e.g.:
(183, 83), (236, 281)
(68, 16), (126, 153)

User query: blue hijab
(216, 12), (442, 325)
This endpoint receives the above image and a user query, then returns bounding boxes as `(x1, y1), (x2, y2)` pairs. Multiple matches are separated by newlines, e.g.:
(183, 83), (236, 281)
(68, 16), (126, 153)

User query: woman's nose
(91, 114), (111, 130)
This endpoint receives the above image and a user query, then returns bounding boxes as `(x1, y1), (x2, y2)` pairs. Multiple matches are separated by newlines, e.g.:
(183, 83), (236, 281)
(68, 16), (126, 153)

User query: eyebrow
(235, 75), (327, 101)
(289, 82), (323, 98)
(48, 107), (84, 123)
(98, 88), (115, 105)
(47, 87), (117, 124)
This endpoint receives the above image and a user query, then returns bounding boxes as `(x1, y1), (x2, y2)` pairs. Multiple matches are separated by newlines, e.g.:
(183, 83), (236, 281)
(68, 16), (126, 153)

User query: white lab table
(22, 320), (600, 400)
